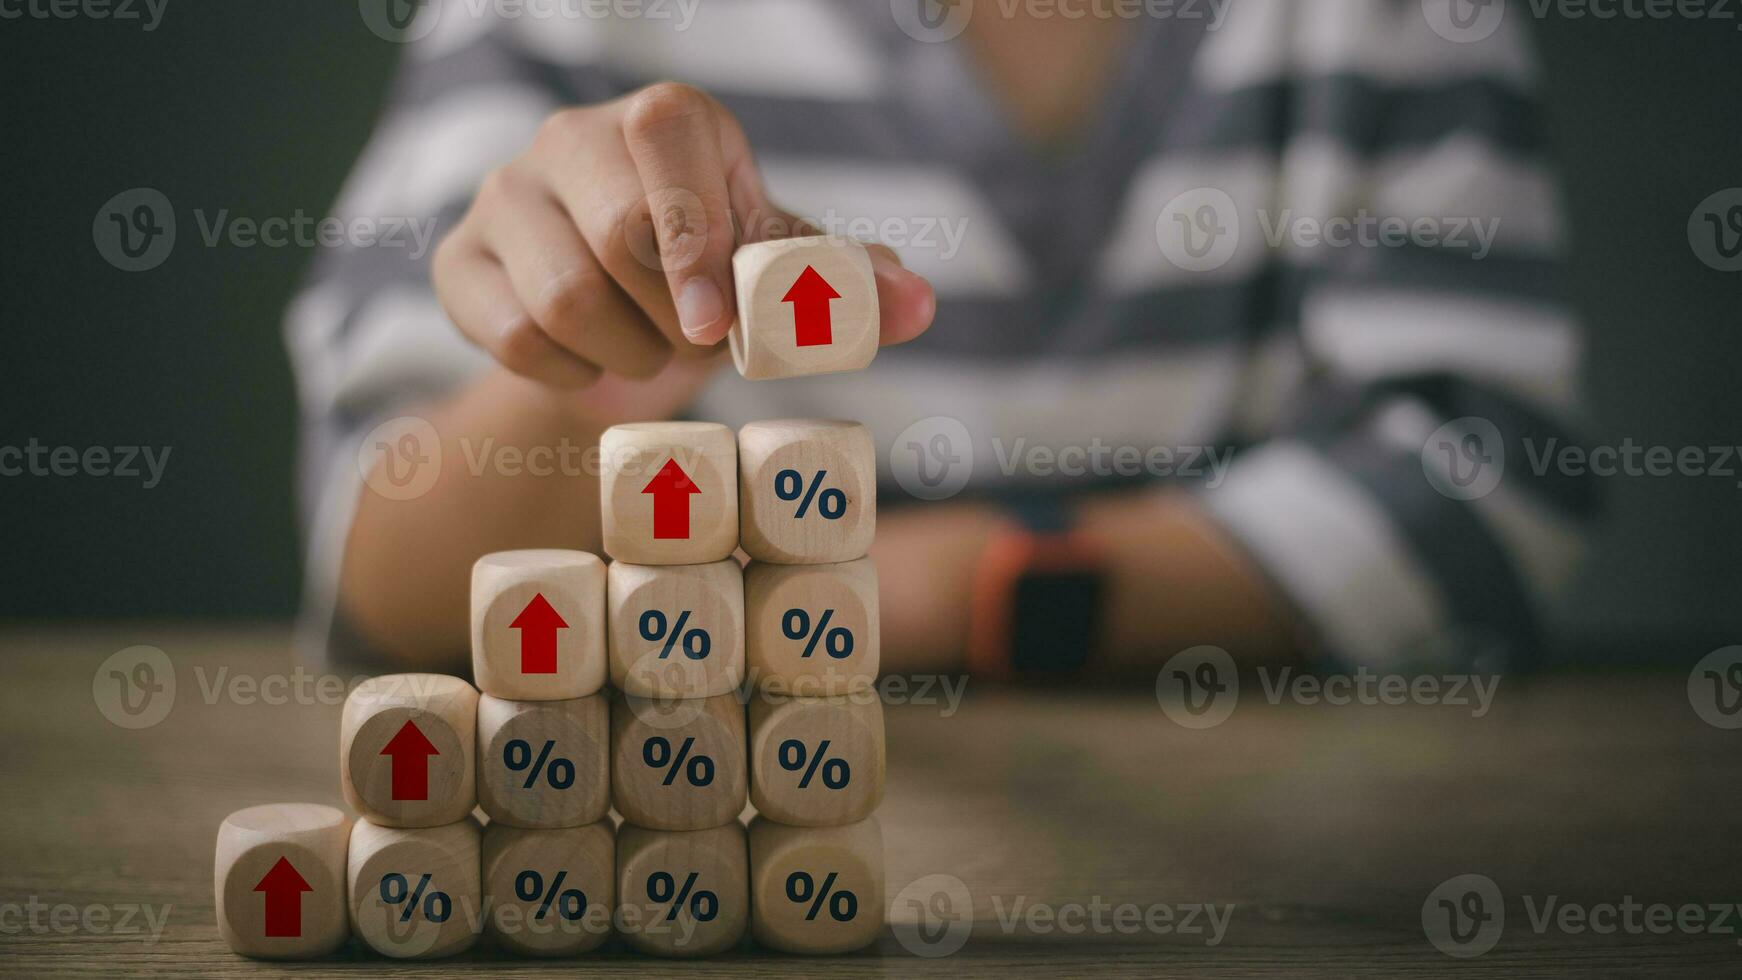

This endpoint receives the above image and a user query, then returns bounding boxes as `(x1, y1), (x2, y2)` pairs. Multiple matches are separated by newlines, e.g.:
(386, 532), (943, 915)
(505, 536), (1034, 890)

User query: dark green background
(2, 5), (1738, 658)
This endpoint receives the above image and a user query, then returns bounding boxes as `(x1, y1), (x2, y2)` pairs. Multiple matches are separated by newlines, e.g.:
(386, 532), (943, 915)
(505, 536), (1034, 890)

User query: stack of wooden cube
(212, 237), (892, 960)
(598, 418), (751, 957)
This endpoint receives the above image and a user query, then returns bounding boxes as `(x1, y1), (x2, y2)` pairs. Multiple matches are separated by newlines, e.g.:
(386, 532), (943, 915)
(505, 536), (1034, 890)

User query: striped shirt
(288, 0), (1594, 669)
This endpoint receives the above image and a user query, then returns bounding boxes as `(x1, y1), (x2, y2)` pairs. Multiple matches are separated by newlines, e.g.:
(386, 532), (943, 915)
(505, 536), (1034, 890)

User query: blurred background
(1, 4), (1737, 662)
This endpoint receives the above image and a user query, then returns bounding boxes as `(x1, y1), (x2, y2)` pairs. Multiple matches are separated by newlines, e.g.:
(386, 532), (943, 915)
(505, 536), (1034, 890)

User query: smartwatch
(966, 496), (1107, 679)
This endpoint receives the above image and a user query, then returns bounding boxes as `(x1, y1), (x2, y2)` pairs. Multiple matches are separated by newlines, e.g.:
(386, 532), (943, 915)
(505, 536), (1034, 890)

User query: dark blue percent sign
(503, 738), (576, 789)
(647, 871), (718, 922)
(786, 870), (857, 922)
(638, 609), (711, 660)
(515, 869), (586, 921)
(778, 738), (849, 789)
(379, 872), (451, 923)
(643, 735), (715, 787)
(782, 608), (854, 659)
(774, 469), (846, 520)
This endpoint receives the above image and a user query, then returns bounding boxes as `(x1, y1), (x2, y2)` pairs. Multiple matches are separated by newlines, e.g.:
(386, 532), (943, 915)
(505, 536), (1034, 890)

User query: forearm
(1076, 491), (1302, 671)
(339, 368), (605, 667)
(873, 491), (1302, 677)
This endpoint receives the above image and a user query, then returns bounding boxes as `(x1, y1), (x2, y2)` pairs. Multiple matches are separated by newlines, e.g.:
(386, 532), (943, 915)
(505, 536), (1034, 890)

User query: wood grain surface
(2, 626), (1738, 977)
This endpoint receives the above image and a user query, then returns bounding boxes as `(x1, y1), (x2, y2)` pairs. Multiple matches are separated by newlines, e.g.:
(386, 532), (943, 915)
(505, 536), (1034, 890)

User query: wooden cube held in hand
(482, 821), (615, 956)
(730, 236), (878, 381)
(608, 559), (744, 699)
(600, 422), (737, 565)
(471, 550), (606, 701)
(616, 822), (749, 957)
(214, 803), (352, 959)
(738, 420), (876, 564)
(748, 694), (885, 827)
(476, 693), (609, 829)
(341, 674), (478, 828)
(610, 691), (746, 831)
(346, 818), (482, 959)
(749, 815), (885, 954)
(745, 558), (879, 696)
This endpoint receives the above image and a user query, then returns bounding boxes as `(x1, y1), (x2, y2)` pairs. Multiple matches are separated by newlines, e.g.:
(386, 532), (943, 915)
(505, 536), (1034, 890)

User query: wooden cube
(744, 558), (879, 696)
(470, 549), (606, 701)
(346, 817), (481, 959)
(214, 803), (352, 959)
(481, 821), (614, 956)
(738, 420), (876, 564)
(748, 694), (884, 827)
(749, 815), (884, 954)
(730, 236), (878, 381)
(341, 674), (478, 828)
(600, 422), (737, 565)
(476, 693), (609, 829)
(610, 691), (746, 831)
(608, 559), (744, 700)
(616, 822), (749, 957)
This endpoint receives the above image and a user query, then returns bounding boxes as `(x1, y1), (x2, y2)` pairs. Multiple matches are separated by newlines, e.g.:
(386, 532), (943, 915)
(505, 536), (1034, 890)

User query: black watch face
(1009, 569), (1103, 675)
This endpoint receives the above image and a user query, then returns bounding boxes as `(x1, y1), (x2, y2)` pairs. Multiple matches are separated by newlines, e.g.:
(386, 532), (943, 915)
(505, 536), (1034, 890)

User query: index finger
(620, 82), (764, 348)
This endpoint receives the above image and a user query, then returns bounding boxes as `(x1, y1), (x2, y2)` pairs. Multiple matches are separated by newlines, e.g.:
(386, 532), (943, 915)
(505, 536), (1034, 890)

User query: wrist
(965, 496), (1109, 679)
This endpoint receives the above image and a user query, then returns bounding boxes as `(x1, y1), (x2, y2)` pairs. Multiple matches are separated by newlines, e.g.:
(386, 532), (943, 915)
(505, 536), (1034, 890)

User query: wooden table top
(1, 626), (1737, 977)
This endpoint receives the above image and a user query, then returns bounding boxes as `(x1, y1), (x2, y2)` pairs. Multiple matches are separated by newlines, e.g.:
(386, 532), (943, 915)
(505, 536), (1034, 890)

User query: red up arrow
(782, 265), (840, 347)
(255, 856), (312, 938)
(381, 720), (438, 801)
(642, 458), (700, 540)
(510, 593), (567, 674)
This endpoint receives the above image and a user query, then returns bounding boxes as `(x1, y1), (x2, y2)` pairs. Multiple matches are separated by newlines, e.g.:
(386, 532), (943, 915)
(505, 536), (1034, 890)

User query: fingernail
(677, 277), (725, 342)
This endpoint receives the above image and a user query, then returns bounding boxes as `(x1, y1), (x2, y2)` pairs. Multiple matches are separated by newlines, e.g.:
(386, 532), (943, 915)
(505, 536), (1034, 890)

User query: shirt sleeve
(1196, 4), (1599, 670)
(281, 19), (621, 664)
